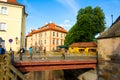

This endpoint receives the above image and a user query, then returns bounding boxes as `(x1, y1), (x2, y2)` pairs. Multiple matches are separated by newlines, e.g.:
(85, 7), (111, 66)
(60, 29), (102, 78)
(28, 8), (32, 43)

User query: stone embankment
(99, 54), (120, 80)
(78, 70), (97, 80)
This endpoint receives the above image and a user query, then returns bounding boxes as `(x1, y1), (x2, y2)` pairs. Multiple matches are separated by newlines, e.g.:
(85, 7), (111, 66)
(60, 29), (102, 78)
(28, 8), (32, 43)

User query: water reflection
(25, 70), (64, 80)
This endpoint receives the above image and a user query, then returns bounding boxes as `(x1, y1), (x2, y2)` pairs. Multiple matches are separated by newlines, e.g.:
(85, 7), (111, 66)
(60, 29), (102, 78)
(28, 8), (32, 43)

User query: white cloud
(59, 19), (74, 31)
(56, 0), (79, 13)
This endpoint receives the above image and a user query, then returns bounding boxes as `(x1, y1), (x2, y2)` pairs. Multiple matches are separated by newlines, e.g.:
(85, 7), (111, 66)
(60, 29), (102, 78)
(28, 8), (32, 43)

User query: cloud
(59, 19), (74, 31)
(56, 0), (79, 13)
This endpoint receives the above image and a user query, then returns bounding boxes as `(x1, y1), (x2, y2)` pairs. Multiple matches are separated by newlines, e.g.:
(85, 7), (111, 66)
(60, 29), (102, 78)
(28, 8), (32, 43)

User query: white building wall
(0, 3), (26, 52)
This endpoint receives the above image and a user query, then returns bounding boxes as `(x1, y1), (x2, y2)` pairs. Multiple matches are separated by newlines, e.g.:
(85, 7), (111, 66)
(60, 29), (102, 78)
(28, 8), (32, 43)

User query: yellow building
(26, 22), (67, 52)
(69, 42), (97, 55)
(0, 0), (27, 52)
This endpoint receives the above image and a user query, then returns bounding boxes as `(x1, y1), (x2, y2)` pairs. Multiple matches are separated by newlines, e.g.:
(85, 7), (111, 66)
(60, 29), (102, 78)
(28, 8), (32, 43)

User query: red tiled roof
(36, 22), (67, 33)
(97, 16), (120, 39)
(0, 0), (23, 6)
(26, 30), (36, 37)
(69, 42), (97, 48)
(26, 22), (67, 37)
(8, 0), (17, 3)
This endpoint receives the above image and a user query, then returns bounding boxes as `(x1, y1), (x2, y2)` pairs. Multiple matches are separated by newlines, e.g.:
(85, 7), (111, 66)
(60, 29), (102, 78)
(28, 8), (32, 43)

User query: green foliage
(65, 6), (106, 45)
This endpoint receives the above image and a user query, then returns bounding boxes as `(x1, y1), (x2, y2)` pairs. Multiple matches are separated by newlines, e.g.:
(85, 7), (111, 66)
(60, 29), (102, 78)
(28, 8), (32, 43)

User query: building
(0, 0), (27, 52)
(97, 16), (120, 60)
(69, 42), (97, 55)
(26, 22), (67, 52)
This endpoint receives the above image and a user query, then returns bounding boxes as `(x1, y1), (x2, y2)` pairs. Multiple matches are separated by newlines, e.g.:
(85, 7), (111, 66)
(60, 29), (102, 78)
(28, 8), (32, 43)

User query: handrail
(0, 53), (27, 80)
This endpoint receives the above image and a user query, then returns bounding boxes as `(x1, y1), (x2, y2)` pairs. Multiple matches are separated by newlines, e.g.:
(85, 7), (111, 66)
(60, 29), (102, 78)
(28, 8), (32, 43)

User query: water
(24, 69), (97, 80)
(25, 70), (64, 80)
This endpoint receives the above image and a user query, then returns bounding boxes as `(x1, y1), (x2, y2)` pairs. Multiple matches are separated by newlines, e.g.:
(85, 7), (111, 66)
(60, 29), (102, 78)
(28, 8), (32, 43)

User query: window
(53, 32), (55, 36)
(44, 40), (46, 44)
(1, 7), (7, 14)
(56, 39), (59, 45)
(61, 40), (62, 45)
(88, 49), (96, 52)
(53, 39), (55, 44)
(0, 0), (7, 2)
(0, 23), (6, 31)
(57, 32), (58, 37)
(79, 49), (85, 52)
(45, 32), (47, 36)
(41, 40), (42, 44)
(41, 33), (42, 37)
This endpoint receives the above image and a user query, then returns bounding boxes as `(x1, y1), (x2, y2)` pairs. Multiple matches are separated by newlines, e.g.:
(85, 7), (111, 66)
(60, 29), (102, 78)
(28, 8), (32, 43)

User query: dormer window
(0, 0), (7, 2)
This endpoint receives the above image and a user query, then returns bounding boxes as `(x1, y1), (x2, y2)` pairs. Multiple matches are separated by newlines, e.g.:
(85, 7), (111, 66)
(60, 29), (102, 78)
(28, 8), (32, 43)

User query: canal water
(24, 69), (97, 80)
(25, 70), (64, 80)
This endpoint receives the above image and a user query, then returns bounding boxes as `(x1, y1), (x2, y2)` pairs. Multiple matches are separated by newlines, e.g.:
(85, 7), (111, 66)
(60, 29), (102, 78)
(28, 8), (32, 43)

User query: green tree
(65, 6), (105, 46)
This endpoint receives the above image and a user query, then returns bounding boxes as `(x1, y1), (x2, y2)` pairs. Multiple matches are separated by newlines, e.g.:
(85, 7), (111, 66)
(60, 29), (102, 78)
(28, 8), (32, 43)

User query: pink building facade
(26, 22), (67, 51)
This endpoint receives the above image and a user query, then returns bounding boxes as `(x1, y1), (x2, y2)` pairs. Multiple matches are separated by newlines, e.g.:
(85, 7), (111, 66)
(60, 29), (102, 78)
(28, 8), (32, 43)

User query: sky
(17, 0), (120, 35)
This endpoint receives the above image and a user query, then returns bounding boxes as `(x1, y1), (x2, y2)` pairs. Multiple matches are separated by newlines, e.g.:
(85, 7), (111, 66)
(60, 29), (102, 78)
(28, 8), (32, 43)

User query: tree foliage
(65, 6), (106, 46)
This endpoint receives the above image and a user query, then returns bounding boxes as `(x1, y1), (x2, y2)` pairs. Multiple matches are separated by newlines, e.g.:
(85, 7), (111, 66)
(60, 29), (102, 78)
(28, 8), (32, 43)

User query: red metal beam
(17, 64), (96, 72)
(14, 60), (97, 72)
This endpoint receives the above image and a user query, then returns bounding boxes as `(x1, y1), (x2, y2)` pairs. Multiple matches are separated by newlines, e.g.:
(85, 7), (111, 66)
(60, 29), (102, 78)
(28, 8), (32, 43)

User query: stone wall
(98, 37), (120, 60)
(99, 54), (120, 80)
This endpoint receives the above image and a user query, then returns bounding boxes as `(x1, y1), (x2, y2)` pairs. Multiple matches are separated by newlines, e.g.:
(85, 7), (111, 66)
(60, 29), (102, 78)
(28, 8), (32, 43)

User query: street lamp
(111, 14), (113, 25)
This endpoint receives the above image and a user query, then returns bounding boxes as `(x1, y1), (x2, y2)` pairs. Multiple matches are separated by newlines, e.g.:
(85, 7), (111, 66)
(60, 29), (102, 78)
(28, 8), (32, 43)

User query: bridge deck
(14, 59), (97, 72)
(13, 54), (97, 72)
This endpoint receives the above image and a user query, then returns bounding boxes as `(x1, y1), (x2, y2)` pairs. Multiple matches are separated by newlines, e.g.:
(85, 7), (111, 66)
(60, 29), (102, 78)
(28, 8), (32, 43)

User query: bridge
(15, 60), (96, 72)
(0, 53), (97, 80)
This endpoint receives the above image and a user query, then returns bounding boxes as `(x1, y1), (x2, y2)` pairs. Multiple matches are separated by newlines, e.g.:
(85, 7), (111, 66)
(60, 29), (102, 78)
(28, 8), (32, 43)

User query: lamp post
(111, 14), (113, 25)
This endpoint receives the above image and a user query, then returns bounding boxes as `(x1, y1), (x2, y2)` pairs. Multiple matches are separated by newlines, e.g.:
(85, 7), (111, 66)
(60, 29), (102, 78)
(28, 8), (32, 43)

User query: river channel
(25, 70), (64, 80)
(24, 69), (97, 80)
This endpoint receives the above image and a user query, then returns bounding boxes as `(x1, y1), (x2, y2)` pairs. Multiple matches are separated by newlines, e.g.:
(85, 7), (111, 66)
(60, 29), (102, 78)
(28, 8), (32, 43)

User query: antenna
(111, 14), (113, 25)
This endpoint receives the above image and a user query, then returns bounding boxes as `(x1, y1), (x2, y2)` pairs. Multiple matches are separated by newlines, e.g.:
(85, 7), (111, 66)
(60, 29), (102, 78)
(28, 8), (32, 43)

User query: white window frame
(0, 0), (7, 2)
(1, 7), (7, 14)
(0, 23), (7, 31)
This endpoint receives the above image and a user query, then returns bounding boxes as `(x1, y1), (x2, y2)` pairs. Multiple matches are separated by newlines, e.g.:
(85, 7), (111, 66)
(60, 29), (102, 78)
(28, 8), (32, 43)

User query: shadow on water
(24, 69), (94, 80)
(25, 70), (64, 80)
(63, 68), (94, 80)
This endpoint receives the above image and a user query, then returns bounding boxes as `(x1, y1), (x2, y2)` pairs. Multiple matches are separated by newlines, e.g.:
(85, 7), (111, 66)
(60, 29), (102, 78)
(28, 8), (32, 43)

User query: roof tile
(26, 22), (67, 37)
(69, 42), (97, 47)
